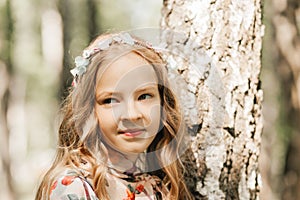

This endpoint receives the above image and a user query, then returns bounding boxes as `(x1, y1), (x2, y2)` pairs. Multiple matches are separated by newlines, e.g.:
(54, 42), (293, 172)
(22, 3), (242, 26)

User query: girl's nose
(120, 101), (142, 121)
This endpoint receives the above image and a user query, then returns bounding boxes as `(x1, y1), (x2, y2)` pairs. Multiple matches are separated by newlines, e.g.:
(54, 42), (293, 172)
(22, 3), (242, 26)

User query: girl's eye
(102, 98), (118, 104)
(138, 94), (152, 100)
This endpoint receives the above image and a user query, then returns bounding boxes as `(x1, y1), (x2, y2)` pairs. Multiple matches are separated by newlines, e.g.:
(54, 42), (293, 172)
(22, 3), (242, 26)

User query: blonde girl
(35, 32), (193, 200)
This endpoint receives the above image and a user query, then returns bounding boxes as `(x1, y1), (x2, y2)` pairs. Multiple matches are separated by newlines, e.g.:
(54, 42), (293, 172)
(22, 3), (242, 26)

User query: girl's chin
(121, 148), (146, 155)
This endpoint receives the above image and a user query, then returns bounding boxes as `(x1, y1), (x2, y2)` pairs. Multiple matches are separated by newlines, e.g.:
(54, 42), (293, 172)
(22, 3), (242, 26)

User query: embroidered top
(49, 170), (98, 200)
(49, 167), (166, 200)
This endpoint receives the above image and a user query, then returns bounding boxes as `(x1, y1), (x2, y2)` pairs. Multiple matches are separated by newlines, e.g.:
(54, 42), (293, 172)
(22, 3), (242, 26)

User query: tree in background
(271, 0), (300, 199)
(0, 0), (15, 199)
(58, 0), (101, 100)
(161, 0), (264, 199)
(259, 0), (300, 199)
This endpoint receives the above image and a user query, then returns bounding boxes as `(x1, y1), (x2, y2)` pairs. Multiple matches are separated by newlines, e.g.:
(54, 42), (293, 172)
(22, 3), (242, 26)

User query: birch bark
(161, 0), (264, 199)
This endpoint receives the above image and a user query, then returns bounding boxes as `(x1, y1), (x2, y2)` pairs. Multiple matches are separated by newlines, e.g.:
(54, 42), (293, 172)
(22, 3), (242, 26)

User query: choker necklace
(107, 163), (145, 182)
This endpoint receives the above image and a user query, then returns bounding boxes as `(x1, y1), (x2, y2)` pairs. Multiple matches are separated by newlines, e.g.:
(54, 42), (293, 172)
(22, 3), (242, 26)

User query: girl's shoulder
(50, 169), (98, 200)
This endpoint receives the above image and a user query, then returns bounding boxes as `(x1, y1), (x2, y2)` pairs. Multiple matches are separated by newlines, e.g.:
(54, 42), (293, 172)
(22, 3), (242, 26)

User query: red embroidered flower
(124, 188), (135, 200)
(61, 176), (76, 186)
(136, 184), (144, 193)
(50, 180), (58, 194)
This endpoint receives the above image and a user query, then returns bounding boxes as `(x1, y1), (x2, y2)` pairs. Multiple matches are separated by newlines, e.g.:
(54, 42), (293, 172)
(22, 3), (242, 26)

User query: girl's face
(95, 52), (161, 154)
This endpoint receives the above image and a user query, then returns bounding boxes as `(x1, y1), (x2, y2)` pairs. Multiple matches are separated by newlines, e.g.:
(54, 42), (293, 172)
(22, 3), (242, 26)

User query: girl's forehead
(96, 52), (158, 92)
(97, 52), (150, 75)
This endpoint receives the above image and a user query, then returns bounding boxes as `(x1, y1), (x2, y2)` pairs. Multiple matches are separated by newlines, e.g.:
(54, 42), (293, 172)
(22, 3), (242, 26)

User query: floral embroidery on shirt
(61, 176), (76, 186)
(123, 183), (152, 200)
(124, 187), (135, 200)
(49, 170), (98, 200)
(135, 184), (145, 193)
(49, 168), (167, 200)
(50, 180), (58, 194)
(106, 166), (165, 200)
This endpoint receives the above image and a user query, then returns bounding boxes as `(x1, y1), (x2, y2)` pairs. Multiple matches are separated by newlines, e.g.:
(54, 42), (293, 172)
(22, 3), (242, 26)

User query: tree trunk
(0, 0), (15, 199)
(258, 0), (282, 199)
(58, 0), (101, 100)
(87, 0), (100, 40)
(161, 0), (264, 199)
(272, 0), (300, 199)
(58, 0), (74, 100)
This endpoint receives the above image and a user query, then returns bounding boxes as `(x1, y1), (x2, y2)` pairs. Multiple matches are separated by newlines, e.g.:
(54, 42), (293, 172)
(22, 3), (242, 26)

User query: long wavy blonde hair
(35, 33), (193, 200)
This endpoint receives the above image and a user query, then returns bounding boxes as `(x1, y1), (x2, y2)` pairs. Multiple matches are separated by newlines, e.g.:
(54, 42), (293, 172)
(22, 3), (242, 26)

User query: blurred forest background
(0, 0), (299, 200)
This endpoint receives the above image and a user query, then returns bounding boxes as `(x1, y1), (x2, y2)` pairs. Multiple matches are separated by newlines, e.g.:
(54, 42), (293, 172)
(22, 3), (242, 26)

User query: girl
(35, 32), (193, 200)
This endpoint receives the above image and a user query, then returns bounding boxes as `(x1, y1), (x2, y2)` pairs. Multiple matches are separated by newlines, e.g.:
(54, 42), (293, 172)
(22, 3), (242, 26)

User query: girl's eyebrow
(96, 91), (119, 99)
(96, 84), (158, 98)
(136, 83), (158, 91)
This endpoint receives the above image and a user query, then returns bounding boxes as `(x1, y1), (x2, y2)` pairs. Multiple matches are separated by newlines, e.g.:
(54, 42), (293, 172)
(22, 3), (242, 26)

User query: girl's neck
(105, 145), (142, 173)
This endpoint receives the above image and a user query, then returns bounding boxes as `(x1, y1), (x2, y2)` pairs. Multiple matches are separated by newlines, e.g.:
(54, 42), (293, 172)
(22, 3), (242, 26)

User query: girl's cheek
(110, 106), (124, 122)
(148, 104), (161, 123)
(150, 103), (161, 114)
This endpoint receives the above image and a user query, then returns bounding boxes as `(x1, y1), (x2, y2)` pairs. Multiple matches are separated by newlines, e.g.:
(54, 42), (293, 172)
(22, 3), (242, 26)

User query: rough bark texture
(272, 0), (300, 199)
(160, 0), (264, 199)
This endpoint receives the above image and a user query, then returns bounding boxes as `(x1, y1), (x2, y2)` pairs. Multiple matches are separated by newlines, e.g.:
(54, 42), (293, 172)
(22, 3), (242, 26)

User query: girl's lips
(120, 129), (145, 137)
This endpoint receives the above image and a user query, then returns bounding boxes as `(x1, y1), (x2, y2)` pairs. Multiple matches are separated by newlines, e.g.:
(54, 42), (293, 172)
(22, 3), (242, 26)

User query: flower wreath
(70, 32), (158, 86)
